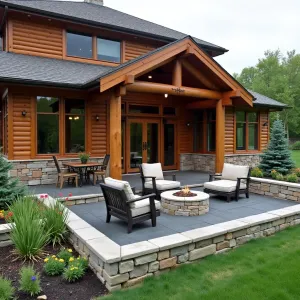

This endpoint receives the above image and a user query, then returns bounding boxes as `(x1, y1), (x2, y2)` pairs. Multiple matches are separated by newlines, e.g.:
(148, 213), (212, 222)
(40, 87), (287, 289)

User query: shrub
(19, 266), (41, 296)
(63, 264), (85, 283)
(286, 173), (298, 183)
(291, 141), (300, 150)
(41, 201), (69, 246)
(0, 151), (26, 209)
(271, 169), (278, 179)
(293, 168), (300, 177)
(275, 173), (284, 181)
(9, 196), (50, 260)
(57, 248), (73, 263)
(44, 256), (65, 276)
(0, 276), (15, 300)
(251, 167), (263, 178)
(75, 256), (89, 271)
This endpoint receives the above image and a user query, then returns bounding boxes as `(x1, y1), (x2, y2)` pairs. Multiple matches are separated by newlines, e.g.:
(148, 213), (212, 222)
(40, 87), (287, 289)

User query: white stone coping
(30, 194), (300, 263)
(161, 190), (209, 202)
(250, 177), (300, 189)
(58, 194), (104, 202)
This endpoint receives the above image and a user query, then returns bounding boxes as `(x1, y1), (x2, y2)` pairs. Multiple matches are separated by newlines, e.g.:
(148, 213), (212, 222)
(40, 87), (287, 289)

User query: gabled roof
(0, 0), (227, 56)
(0, 51), (113, 88)
(250, 90), (288, 109)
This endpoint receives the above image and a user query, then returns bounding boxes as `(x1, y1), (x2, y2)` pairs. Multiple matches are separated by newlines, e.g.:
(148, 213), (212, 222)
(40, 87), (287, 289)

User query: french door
(127, 118), (160, 173)
(162, 120), (177, 170)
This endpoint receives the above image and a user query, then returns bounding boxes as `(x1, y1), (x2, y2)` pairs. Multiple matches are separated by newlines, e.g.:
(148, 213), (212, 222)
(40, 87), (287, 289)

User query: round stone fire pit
(160, 190), (209, 216)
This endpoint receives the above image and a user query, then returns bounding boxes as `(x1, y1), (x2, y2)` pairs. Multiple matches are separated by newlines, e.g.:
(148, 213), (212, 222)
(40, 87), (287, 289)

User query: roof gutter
(0, 2), (228, 55)
(0, 5), (8, 34)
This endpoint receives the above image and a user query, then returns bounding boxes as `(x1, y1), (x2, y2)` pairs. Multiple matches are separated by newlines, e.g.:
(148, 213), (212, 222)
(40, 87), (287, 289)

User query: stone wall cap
(74, 226), (105, 241)
(214, 219), (250, 232)
(250, 177), (300, 189)
(238, 212), (280, 226)
(181, 224), (227, 242)
(267, 207), (299, 217)
(121, 241), (159, 260)
(284, 204), (300, 213)
(87, 236), (121, 263)
(67, 219), (91, 232)
(0, 223), (11, 234)
(66, 211), (82, 222)
(148, 233), (191, 250)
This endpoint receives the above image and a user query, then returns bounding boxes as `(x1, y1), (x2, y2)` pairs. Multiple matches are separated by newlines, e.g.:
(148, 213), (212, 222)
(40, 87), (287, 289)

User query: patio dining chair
(139, 163), (181, 200)
(87, 154), (110, 185)
(53, 156), (79, 189)
(203, 163), (251, 202)
(100, 177), (160, 233)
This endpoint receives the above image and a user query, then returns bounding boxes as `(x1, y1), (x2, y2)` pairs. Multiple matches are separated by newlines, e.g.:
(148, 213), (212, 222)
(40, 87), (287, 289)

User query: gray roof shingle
(0, 51), (113, 88)
(249, 90), (287, 109)
(0, 0), (227, 53)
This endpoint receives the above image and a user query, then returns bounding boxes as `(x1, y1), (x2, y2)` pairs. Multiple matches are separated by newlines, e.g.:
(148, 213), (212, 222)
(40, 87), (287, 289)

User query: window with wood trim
(193, 111), (204, 152)
(67, 32), (93, 59)
(97, 38), (121, 63)
(37, 97), (59, 154)
(236, 111), (258, 151)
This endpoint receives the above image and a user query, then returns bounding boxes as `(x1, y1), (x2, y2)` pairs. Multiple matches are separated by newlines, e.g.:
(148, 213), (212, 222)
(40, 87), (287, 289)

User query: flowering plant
(44, 256), (66, 276)
(63, 264), (85, 282)
(0, 210), (4, 219)
(57, 248), (73, 263)
(19, 266), (41, 296)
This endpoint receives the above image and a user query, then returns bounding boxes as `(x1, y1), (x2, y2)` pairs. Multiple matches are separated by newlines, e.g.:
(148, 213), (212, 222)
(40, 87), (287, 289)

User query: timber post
(215, 98), (225, 173)
(109, 87), (122, 179)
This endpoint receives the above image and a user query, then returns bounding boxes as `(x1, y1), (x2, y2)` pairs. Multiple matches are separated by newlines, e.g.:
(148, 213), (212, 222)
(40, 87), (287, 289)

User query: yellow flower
(52, 255), (56, 258)
(44, 258), (49, 262)
(59, 259), (64, 263)
(68, 249), (73, 253)
(55, 258), (58, 261)
(70, 267), (74, 271)
(69, 257), (74, 262)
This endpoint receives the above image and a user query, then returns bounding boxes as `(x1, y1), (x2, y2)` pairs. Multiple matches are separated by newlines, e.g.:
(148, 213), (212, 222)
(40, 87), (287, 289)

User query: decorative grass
(103, 226), (300, 300)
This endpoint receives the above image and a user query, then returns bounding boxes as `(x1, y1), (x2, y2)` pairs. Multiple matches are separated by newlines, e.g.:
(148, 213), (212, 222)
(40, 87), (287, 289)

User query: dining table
(63, 162), (104, 187)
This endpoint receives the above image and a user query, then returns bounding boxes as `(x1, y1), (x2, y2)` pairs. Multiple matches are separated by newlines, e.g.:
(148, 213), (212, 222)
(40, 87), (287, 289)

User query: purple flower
(31, 276), (36, 281)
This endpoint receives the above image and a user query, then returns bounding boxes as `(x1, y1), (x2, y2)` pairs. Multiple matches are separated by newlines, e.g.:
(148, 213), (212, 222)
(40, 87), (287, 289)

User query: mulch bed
(0, 243), (108, 300)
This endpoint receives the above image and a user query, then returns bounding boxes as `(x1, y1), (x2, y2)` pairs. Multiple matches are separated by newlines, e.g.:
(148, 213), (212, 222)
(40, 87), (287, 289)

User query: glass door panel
(129, 122), (143, 169)
(163, 121), (177, 170)
(147, 123), (159, 164)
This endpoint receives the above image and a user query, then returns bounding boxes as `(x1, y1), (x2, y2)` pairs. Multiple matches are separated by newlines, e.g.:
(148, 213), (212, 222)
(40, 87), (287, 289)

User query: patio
(28, 170), (209, 197)
(69, 191), (296, 245)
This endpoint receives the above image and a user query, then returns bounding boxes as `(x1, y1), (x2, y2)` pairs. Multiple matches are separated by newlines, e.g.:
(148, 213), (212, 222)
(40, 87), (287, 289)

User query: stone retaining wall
(250, 177), (300, 202)
(59, 194), (104, 206)
(0, 224), (12, 248)
(180, 153), (261, 172)
(7, 157), (106, 186)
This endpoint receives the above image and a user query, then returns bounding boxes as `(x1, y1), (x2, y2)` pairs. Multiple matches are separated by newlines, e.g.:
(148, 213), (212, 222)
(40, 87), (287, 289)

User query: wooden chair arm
(126, 193), (156, 204)
(141, 176), (156, 179)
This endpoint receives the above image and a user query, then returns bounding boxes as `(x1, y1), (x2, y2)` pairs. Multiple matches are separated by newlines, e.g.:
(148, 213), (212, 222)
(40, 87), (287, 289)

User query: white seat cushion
(104, 177), (135, 200)
(221, 163), (249, 181)
(144, 179), (181, 190)
(131, 199), (161, 217)
(142, 163), (164, 182)
(204, 180), (247, 193)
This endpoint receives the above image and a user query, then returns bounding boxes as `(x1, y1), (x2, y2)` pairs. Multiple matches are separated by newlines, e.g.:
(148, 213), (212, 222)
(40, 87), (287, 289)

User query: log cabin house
(0, 0), (287, 185)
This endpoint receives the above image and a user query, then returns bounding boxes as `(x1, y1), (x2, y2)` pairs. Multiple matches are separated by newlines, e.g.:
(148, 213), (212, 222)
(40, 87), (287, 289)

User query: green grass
(103, 226), (300, 300)
(291, 150), (300, 167)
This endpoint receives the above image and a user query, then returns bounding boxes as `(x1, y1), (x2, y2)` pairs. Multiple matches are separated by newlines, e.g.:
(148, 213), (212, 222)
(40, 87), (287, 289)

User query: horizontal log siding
(260, 111), (269, 150)
(11, 94), (33, 159)
(178, 108), (193, 153)
(124, 40), (155, 62)
(225, 107), (234, 153)
(89, 94), (108, 157)
(11, 19), (63, 59)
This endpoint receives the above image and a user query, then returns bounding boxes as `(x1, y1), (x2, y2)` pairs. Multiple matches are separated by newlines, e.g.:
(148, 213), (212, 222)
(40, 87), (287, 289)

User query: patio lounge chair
(100, 177), (160, 233)
(203, 163), (251, 202)
(139, 163), (181, 200)
(87, 154), (110, 185)
(53, 156), (79, 189)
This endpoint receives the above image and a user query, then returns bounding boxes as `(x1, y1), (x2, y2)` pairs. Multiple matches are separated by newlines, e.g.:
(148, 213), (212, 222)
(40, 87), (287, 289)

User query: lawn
(103, 226), (300, 300)
(291, 150), (300, 167)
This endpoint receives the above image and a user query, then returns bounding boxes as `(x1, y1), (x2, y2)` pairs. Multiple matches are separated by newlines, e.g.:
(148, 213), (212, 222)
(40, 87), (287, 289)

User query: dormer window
(97, 38), (121, 63)
(67, 32), (92, 59)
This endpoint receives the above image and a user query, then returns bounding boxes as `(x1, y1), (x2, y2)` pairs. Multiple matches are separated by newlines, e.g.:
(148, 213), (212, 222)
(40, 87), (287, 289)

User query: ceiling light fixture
(148, 75), (152, 79)
(164, 94), (168, 98)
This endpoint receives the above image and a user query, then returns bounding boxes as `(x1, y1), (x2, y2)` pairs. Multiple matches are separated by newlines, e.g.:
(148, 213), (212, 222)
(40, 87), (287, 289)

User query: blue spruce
(260, 119), (294, 175)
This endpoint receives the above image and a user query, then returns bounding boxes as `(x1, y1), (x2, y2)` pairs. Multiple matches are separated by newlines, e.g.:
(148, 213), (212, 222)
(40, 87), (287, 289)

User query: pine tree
(260, 119), (295, 175)
(0, 152), (26, 209)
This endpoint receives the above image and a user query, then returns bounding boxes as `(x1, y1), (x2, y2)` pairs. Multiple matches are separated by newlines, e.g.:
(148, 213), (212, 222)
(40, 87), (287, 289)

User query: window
(129, 105), (159, 114)
(67, 32), (92, 59)
(65, 99), (85, 153)
(236, 111), (258, 151)
(193, 111), (204, 152)
(207, 109), (216, 152)
(97, 38), (120, 63)
(163, 107), (176, 115)
(37, 97), (59, 154)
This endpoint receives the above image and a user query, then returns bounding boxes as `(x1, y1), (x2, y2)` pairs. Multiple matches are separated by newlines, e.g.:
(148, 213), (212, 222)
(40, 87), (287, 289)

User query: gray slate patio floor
(69, 191), (296, 246)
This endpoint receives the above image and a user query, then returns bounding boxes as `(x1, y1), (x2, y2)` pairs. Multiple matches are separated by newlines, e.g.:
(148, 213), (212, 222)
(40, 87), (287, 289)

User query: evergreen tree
(260, 119), (295, 175)
(0, 151), (26, 209)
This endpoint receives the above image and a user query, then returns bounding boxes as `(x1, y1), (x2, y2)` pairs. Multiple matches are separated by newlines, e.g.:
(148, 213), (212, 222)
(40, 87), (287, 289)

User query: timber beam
(126, 81), (222, 100)
(186, 100), (217, 109)
(215, 98), (225, 173)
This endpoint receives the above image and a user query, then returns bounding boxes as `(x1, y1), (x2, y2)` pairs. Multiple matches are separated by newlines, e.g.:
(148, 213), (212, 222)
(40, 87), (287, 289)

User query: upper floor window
(236, 111), (258, 151)
(97, 38), (121, 63)
(67, 32), (92, 59)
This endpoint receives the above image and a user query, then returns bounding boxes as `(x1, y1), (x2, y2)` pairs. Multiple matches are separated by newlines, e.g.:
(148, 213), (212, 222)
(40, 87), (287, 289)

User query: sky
(65, 0), (300, 75)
